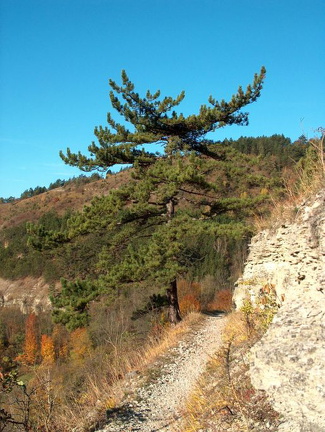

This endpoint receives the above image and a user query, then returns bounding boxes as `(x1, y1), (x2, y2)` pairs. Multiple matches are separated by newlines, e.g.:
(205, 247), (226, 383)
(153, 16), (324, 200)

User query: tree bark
(166, 198), (175, 221)
(166, 279), (182, 324)
(165, 197), (181, 323)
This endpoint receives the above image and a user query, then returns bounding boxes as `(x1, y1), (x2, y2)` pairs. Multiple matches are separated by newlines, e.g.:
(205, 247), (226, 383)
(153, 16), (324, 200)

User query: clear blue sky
(0, 0), (324, 198)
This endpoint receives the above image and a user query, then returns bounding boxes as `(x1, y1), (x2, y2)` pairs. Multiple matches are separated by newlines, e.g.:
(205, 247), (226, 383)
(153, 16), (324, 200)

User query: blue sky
(0, 0), (324, 198)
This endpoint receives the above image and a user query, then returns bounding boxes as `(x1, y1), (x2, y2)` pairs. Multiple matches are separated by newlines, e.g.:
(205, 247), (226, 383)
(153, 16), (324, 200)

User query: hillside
(0, 171), (132, 313)
(0, 132), (321, 432)
(0, 137), (294, 315)
(0, 170), (131, 230)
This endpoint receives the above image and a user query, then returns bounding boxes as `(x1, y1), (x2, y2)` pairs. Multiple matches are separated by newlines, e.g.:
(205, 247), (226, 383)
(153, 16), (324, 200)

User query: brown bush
(207, 288), (232, 312)
(179, 293), (201, 316)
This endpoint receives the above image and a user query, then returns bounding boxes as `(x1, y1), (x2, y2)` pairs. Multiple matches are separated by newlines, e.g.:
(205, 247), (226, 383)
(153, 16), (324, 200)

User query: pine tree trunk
(165, 198), (181, 323)
(166, 279), (182, 324)
(166, 198), (175, 221)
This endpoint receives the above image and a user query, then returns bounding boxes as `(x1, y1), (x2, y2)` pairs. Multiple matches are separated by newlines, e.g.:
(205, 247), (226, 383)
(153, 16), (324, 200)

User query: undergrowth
(1, 312), (202, 432)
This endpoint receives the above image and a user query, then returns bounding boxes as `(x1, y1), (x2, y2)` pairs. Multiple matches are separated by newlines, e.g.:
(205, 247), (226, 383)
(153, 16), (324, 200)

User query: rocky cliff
(0, 277), (52, 313)
(233, 189), (325, 431)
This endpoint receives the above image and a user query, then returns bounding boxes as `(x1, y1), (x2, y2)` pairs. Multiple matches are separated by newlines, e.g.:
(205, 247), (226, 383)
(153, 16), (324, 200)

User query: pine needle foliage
(32, 69), (268, 327)
(60, 67), (266, 170)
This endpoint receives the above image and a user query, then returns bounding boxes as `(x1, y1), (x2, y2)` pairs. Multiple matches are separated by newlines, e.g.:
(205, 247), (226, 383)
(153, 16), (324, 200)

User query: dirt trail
(98, 313), (227, 432)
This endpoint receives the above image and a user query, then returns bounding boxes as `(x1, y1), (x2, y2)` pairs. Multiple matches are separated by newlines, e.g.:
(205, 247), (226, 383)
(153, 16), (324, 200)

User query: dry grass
(254, 131), (325, 232)
(0, 171), (132, 230)
(177, 311), (281, 432)
(140, 312), (202, 370)
(52, 312), (203, 431)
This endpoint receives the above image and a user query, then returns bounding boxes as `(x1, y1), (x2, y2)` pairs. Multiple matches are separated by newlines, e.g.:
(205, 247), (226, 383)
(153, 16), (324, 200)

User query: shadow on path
(105, 404), (178, 431)
(105, 405), (147, 430)
(201, 309), (225, 317)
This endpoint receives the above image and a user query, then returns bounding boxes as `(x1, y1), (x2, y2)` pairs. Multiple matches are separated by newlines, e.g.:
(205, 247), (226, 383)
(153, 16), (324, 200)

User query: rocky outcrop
(233, 189), (325, 432)
(0, 277), (52, 313)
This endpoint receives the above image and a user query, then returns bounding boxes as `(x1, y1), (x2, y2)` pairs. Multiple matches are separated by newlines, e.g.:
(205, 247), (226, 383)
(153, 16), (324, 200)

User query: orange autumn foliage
(179, 293), (201, 316)
(16, 313), (39, 365)
(52, 324), (69, 361)
(178, 279), (202, 316)
(41, 334), (55, 365)
(208, 288), (232, 312)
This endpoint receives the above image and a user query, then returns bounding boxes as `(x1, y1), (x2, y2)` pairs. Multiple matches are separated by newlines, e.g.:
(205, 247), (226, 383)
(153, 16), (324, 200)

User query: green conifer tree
(36, 68), (267, 326)
(60, 68), (266, 170)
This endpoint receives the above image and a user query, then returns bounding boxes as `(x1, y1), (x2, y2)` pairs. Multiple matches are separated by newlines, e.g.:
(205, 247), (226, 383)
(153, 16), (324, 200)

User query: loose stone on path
(98, 313), (226, 432)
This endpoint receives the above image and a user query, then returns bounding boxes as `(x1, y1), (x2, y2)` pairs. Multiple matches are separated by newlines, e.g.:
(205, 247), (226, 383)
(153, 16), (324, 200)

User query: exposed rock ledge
(233, 188), (325, 432)
(0, 277), (52, 313)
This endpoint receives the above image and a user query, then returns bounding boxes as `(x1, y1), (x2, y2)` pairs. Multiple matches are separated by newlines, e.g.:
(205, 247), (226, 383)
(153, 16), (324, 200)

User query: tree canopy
(60, 67), (266, 170)
(33, 68), (269, 327)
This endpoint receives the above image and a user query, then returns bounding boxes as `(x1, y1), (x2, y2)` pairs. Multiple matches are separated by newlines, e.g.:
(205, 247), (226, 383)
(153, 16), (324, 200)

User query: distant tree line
(0, 172), (103, 203)
(226, 134), (308, 168)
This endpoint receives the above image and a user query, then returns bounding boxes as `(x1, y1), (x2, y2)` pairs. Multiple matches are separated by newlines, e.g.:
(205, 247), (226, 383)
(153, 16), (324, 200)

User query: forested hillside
(0, 67), (319, 431)
(0, 133), (313, 431)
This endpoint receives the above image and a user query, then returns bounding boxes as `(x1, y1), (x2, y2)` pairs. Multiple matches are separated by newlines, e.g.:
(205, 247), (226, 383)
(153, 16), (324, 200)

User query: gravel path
(98, 312), (227, 432)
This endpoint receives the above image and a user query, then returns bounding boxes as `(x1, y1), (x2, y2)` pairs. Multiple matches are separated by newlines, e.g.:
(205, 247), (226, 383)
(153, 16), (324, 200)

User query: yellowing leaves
(69, 328), (92, 362)
(41, 334), (55, 365)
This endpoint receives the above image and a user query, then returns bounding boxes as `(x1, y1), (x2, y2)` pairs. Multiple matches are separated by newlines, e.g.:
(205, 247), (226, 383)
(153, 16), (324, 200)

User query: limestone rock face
(0, 277), (52, 313)
(233, 189), (325, 432)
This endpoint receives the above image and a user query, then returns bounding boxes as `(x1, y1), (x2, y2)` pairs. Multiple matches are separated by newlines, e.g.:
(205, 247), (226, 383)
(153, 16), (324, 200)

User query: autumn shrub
(69, 327), (92, 363)
(178, 279), (202, 316)
(207, 288), (233, 312)
(179, 293), (201, 316)
(52, 324), (69, 362)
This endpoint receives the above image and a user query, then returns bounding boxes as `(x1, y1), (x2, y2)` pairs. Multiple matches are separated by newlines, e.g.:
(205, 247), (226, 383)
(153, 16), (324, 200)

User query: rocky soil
(96, 313), (226, 432)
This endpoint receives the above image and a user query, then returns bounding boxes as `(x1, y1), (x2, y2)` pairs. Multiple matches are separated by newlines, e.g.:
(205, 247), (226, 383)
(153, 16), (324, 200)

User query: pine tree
(35, 68), (267, 325)
(60, 68), (266, 171)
